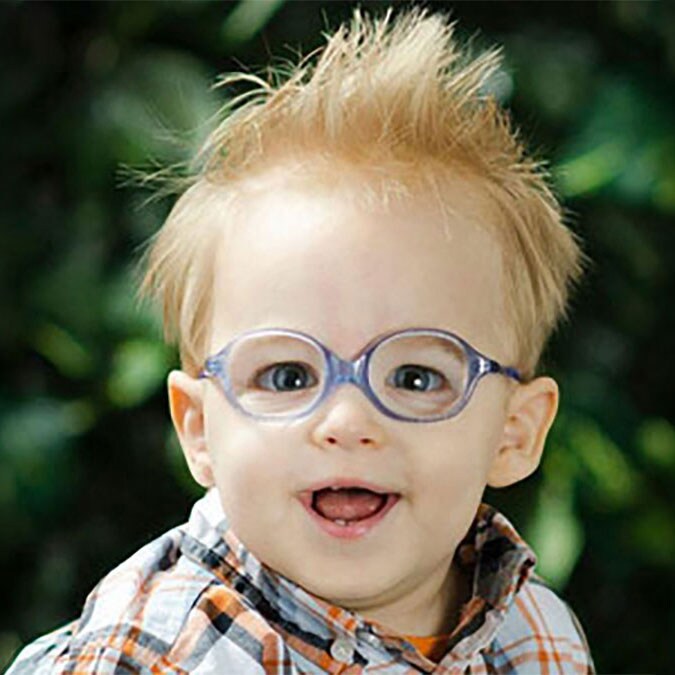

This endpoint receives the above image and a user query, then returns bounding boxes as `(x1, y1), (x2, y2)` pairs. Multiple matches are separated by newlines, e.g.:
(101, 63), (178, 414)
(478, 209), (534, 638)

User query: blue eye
(389, 365), (446, 392)
(255, 362), (318, 392)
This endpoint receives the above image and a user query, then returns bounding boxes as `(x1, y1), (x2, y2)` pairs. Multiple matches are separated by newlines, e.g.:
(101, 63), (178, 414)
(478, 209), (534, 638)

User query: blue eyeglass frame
(198, 327), (522, 424)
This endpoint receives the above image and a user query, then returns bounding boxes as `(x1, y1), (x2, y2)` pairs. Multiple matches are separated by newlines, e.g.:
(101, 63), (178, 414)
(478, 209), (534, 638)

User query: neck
(347, 558), (473, 638)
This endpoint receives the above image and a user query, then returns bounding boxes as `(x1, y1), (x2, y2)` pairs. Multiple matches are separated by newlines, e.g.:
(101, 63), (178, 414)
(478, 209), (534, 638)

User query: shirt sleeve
(4, 621), (158, 675)
(563, 599), (596, 674)
(527, 574), (596, 674)
(4, 621), (75, 675)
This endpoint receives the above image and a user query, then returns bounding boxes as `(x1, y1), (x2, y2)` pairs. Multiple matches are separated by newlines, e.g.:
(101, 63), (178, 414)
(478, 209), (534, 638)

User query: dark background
(2, 1), (674, 672)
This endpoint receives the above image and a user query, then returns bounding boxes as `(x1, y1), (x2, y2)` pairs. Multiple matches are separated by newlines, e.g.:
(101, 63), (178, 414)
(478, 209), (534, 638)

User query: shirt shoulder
(486, 574), (595, 674)
(5, 526), (276, 674)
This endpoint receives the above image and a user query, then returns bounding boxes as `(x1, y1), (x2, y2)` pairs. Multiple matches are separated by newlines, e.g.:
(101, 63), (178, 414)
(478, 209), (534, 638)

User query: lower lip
(298, 493), (401, 540)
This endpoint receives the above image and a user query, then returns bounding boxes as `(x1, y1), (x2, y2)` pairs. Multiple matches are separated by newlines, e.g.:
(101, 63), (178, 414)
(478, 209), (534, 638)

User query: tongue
(313, 488), (388, 522)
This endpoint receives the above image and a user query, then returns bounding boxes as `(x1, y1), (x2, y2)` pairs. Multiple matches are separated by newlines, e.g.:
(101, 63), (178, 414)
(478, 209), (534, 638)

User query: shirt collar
(179, 488), (536, 657)
(455, 501), (537, 614)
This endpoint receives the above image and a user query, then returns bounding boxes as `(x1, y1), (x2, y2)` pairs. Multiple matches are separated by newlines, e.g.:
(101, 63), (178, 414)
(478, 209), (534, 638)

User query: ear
(487, 376), (559, 488)
(167, 369), (214, 488)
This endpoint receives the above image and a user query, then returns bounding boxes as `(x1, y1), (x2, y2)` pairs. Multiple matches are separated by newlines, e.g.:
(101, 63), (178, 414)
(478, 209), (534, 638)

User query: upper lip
(300, 477), (401, 495)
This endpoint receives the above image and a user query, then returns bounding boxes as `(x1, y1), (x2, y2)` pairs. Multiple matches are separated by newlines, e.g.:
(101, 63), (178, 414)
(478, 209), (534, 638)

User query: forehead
(209, 169), (509, 360)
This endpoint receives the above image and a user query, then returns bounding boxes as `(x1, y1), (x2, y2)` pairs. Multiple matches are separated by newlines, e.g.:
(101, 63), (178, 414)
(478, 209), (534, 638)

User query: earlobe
(487, 376), (559, 489)
(167, 370), (215, 488)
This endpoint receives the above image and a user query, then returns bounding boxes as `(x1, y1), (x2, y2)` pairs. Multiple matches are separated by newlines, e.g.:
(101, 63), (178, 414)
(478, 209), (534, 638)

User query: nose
(310, 384), (385, 450)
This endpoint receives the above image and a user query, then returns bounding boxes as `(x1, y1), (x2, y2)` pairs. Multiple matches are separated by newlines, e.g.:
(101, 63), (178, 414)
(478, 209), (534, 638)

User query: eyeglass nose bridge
(327, 351), (368, 388)
(321, 349), (385, 418)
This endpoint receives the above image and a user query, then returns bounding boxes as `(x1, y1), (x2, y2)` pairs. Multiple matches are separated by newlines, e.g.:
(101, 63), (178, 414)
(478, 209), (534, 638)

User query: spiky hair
(136, 6), (587, 379)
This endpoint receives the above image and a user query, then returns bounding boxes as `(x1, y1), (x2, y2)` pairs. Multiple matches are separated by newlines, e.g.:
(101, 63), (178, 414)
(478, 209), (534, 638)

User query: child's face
(169, 168), (558, 631)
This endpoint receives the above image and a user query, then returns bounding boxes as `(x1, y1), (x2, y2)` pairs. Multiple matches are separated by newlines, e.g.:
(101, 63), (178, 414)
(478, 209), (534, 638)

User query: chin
(291, 564), (397, 605)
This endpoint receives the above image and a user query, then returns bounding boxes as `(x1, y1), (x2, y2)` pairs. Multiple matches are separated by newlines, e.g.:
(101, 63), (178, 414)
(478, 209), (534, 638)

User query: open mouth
(299, 486), (401, 538)
(311, 487), (391, 524)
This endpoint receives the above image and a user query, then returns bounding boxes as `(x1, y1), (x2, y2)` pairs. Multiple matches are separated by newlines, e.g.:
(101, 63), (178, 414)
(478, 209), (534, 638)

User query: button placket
(360, 631), (381, 648)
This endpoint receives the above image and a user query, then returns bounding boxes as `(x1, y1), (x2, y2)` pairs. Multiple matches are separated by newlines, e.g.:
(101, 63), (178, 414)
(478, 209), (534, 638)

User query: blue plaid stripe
(6, 489), (594, 674)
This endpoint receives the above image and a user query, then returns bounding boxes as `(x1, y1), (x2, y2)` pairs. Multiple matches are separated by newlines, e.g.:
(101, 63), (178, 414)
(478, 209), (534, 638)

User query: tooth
(334, 519), (348, 526)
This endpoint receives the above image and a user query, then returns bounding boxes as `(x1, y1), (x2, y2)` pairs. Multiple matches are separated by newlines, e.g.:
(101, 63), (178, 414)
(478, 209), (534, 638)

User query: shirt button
(330, 637), (355, 663)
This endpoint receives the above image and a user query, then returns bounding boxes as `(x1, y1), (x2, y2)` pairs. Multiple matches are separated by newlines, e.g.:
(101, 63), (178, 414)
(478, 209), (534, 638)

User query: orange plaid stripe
(6, 490), (595, 674)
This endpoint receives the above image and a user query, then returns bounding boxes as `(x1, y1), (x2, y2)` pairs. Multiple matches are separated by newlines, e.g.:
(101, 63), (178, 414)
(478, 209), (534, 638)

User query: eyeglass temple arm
(198, 363), (212, 379)
(199, 357), (219, 380)
(484, 359), (522, 383)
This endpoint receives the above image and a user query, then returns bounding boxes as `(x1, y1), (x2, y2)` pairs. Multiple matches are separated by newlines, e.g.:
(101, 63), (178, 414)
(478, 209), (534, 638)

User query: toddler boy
(8, 7), (595, 674)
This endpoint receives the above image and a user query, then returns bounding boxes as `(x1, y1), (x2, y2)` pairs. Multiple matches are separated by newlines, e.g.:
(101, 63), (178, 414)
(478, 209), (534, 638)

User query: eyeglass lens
(224, 332), (470, 419)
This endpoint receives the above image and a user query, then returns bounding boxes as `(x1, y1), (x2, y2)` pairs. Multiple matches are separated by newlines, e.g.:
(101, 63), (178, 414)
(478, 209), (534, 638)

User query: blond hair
(135, 6), (588, 380)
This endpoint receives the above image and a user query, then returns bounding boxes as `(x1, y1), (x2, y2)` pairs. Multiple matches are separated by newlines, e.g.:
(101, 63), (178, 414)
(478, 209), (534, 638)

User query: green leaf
(636, 418), (675, 472)
(31, 322), (94, 379)
(526, 482), (584, 590)
(221, 0), (287, 47)
(570, 416), (641, 510)
(106, 339), (173, 407)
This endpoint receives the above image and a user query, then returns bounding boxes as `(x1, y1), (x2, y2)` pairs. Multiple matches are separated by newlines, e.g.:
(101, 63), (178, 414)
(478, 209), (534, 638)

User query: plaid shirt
(7, 488), (595, 674)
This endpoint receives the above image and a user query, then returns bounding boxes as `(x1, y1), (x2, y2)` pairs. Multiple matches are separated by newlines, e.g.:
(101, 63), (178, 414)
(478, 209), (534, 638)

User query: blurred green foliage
(1, 1), (674, 672)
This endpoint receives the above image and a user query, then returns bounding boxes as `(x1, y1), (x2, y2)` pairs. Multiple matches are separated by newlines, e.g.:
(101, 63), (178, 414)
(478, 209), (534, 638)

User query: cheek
(208, 434), (270, 491)
(210, 443), (289, 540)
(415, 445), (489, 505)
(203, 409), (296, 523)
(410, 449), (488, 547)
(410, 414), (501, 518)
(417, 411), (498, 480)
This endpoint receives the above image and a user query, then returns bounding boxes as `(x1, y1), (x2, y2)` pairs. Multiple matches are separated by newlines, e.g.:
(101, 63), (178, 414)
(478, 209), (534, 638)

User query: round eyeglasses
(198, 327), (522, 424)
